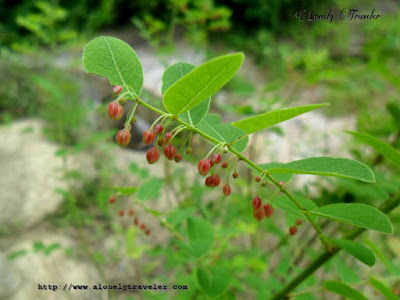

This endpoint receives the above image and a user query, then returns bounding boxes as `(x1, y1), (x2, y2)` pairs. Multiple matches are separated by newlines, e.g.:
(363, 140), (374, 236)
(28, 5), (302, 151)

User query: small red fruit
(253, 209), (265, 221)
(289, 225), (298, 236)
(209, 159), (215, 167)
(252, 196), (262, 210)
(221, 162), (228, 169)
(185, 148), (192, 155)
(119, 209), (125, 217)
(164, 132), (172, 143)
(146, 147), (161, 164)
(222, 184), (231, 196)
(163, 144), (177, 160)
(175, 154), (182, 163)
(296, 219), (302, 226)
(143, 130), (155, 145)
(232, 171), (239, 179)
(154, 124), (164, 135)
(113, 85), (123, 95)
(255, 176), (261, 182)
(109, 196), (116, 204)
(212, 174), (220, 187)
(115, 129), (131, 147)
(205, 176), (213, 187)
(140, 224), (146, 230)
(212, 153), (222, 164)
(128, 209), (134, 216)
(263, 203), (274, 218)
(145, 229), (151, 236)
(198, 158), (211, 176)
(108, 101), (123, 120)
(134, 218), (139, 225)
(157, 137), (164, 146)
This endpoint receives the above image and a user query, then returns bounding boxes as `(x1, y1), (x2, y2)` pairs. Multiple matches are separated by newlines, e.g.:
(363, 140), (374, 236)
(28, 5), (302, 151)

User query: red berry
(209, 159), (215, 167)
(289, 225), (298, 236)
(145, 229), (151, 236)
(252, 196), (262, 210)
(143, 130), (155, 145)
(128, 209), (134, 216)
(175, 154), (182, 163)
(221, 162), (228, 169)
(164, 132), (172, 142)
(253, 209), (265, 221)
(205, 176), (213, 187)
(163, 144), (177, 160)
(255, 176), (261, 182)
(198, 158), (211, 176)
(112, 85), (123, 95)
(212, 174), (220, 187)
(212, 153), (222, 164)
(108, 101), (123, 120)
(134, 218), (139, 226)
(115, 129), (131, 147)
(146, 147), (161, 164)
(263, 203), (274, 218)
(109, 196), (116, 204)
(119, 209), (125, 217)
(222, 184), (231, 196)
(154, 124), (164, 135)
(140, 224), (146, 230)
(157, 137), (164, 146)
(296, 219), (302, 226)
(232, 171), (239, 179)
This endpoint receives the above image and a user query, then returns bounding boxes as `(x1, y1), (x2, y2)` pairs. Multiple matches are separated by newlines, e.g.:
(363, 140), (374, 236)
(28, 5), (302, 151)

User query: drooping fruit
(164, 132), (172, 143)
(198, 158), (211, 176)
(157, 137), (164, 146)
(154, 124), (164, 135)
(112, 85), (123, 95)
(253, 209), (264, 221)
(109, 196), (116, 204)
(175, 154), (182, 163)
(221, 162), (228, 169)
(108, 101), (123, 120)
(252, 196), (262, 210)
(163, 144), (176, 160)
(128, 209), (134, 216)
(146, 147), (161, 164)
(119, 209), (125, 217)
(205, 176), (213, 187)
(263, 203), (274, 218)
(140, 224), (146, 230)
(134, 218), (139, 226)
(185, 148), (192, 155)
(212, 153), (222, 164)
(222, 184), (231, 196)
(143, 130), (155, 145)
(296, 219), (302, 225)
(212, 174), (220, 187)
(145, 229), (151, 236)
(255, 176), (261, 182)
(289, 225), (298, 236)
(115, 129), (131, 147)
(232, 171), (239, 179)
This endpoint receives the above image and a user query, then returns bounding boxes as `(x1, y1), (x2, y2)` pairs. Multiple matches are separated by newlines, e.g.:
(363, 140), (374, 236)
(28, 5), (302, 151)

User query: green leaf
(113, 186), (138, 196)
(273, 195), (317, 221)
(232, 103), (329, 134)
(162, 62), (211, 125)
(187, 217), (214, 257)
(369, 277), (399, 300)
(83, 36), (143, 95)
(167, 207), (196, 226)
(196, 266), (231, 298)
(265, 157), (376, 183)
(163, 53), (244, 114)
(329, 238), (375, 267)
(196, 114), (249, 152)
(347, 131), (400, 168)
(258, 163), (293, 182)
(324, 280), (367, 300)
(137, 178), (163, 201)
(308, 203), (393, 234)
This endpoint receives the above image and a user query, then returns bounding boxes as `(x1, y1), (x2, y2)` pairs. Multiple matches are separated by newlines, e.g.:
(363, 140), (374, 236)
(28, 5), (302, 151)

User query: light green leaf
(273, 195), (317, 221)
(265, 157), (376, 183)
(112, 186), (137, 196)
(232, 103), (329, 134)
(187, 217), (214, 257)
(162, 62), (211, 125)
(196, 114), (249, 152)
(197, 266), (231, 298)
(137, 178), (163, 201)
(330, 238), (375, 267)
(308, 203), (393, 234)
(369, 277), (399, 300)
(167, 207), (196, 226)
(347, 131), (400, 168)
(324, 280), (367, 300)
(83, 36), (143, 95)
(259, 162), (294, 182)
(163, 53), (244, 114)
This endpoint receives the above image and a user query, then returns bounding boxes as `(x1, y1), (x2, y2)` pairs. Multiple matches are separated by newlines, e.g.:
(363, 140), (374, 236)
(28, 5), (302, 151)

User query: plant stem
(269, 190), (400, 300)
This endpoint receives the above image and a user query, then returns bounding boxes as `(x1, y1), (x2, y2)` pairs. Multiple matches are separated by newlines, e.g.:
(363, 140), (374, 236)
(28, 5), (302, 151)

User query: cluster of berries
(197, 155), (235, 197)
(251, 195), (274, 221)
(109, 196), (151, 236)
(289, 219), (302, 236)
